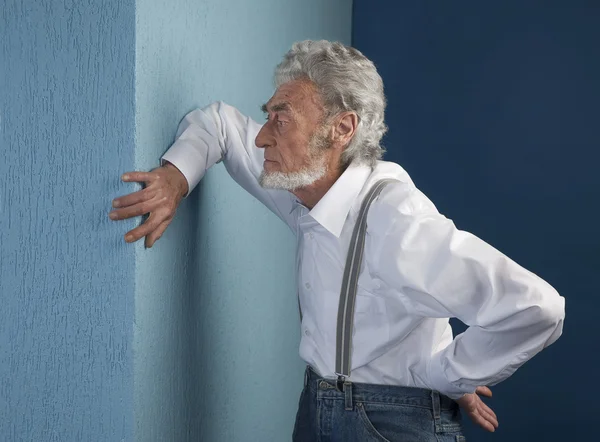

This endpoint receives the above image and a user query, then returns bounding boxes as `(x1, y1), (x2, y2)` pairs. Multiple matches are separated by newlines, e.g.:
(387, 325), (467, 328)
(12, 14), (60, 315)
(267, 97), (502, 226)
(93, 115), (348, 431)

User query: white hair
(274, 40), (387, 168)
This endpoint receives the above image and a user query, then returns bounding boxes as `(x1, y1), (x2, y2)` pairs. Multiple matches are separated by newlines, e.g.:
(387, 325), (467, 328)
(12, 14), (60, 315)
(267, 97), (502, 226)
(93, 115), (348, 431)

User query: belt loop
(344, 381), (353, 410)
(431, 390), (442, 432)
(304, 365), (309, 388)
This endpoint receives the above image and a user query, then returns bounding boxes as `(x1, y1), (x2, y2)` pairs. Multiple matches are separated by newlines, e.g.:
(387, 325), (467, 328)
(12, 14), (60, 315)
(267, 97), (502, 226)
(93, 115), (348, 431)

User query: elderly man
(109, 41), (564, 441)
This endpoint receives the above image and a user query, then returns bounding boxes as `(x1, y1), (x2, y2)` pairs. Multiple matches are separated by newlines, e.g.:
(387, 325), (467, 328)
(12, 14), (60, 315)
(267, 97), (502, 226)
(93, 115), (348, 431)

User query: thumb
(476, 386), (492, 398)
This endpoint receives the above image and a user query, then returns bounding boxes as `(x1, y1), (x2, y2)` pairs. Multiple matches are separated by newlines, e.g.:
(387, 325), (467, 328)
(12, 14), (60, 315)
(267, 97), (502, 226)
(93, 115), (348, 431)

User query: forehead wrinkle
(292, 80), (326, 120)
(264, 79), (324, 124)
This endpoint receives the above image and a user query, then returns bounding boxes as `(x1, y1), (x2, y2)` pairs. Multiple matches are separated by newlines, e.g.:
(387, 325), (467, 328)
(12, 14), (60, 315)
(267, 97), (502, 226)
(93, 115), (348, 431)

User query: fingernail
(109, 212), (117, 220)
(122, 174), (130, 180)
(125, 234), (133, 242)
(112, 200), (120, 208)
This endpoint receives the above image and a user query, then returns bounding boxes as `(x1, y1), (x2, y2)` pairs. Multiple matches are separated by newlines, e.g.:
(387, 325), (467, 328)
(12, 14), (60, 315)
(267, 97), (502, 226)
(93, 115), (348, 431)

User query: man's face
(255, 79), (331, 190)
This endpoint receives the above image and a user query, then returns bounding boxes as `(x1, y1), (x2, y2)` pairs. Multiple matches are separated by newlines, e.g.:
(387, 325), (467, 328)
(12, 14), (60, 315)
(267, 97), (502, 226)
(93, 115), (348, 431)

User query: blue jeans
(293, 366), (466, 442)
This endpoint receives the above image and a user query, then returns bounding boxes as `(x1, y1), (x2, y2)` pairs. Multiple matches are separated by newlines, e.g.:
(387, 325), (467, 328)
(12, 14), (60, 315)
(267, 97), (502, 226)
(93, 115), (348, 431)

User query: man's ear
(333, 112), (358, 148)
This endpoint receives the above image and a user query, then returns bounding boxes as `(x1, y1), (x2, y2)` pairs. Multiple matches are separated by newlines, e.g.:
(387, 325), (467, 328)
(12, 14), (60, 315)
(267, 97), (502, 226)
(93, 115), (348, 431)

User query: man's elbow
(536, 286), (565, 347)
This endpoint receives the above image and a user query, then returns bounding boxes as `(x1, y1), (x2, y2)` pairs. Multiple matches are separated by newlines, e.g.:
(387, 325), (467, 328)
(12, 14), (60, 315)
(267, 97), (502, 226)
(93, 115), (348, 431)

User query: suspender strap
(335, 178), (398, 387)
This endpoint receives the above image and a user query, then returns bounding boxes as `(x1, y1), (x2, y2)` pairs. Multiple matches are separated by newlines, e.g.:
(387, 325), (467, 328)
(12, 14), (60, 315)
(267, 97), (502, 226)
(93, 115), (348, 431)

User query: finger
(478, 403), (498, 428)
(124, 213), (164, 243)
(110, 199), (160, 221)
(112, 187), (156, 209)
(481, 412), (499, 430)
(120, 171), (159, 183)
(145, 218), (171, 248)
(479, 401), (497, 420)
(476, 386), (492, 397)
(472, 411), (496, 432)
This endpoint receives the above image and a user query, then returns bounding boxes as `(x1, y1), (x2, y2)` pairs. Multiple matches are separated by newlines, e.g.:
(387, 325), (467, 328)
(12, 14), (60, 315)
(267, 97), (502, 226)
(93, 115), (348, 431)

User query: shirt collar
(307, 162), (372, 237)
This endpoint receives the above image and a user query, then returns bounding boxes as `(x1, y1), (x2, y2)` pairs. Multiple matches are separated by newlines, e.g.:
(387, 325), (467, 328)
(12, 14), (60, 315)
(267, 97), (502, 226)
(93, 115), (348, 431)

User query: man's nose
(255, 124), (271, 149)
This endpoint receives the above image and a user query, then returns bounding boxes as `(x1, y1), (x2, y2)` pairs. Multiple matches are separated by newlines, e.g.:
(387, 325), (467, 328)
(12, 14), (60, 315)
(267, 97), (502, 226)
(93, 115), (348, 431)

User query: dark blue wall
(353, 1), (598, 440)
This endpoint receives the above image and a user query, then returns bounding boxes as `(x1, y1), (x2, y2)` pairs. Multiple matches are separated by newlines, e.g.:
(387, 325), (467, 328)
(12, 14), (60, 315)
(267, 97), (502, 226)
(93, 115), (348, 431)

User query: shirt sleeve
(161, 101), (296, 227)
(368, 182), (565, 399)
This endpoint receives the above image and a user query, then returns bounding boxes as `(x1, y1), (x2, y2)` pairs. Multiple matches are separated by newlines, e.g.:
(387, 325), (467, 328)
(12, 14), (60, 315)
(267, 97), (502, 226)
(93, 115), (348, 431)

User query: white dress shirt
(162, 101), (565, 399)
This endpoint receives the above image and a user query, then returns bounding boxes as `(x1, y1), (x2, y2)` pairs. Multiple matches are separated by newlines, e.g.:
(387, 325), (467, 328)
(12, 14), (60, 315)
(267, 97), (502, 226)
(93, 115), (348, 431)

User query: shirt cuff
(161, 139), (206, 197)
(427, 351), (475, 400)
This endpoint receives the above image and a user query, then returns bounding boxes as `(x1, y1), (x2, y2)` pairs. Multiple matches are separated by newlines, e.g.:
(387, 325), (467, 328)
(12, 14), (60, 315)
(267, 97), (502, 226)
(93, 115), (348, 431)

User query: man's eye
(277, 120), (288, 126)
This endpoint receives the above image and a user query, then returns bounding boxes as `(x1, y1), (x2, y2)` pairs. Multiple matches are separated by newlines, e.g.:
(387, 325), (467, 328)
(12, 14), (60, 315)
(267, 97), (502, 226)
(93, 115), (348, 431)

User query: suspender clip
(336, 374), (346, 392)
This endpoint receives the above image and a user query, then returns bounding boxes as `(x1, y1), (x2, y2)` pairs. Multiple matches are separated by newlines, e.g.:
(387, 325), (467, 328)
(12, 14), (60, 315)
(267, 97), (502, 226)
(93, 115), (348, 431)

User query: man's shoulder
(365, 161), (440, 227)
(371, 160), (412, 181)
(368, 160), (417, 206)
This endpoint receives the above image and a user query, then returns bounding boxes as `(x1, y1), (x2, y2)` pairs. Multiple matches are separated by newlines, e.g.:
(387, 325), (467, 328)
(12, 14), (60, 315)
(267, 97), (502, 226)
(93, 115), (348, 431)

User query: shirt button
(304, 328), (310, 336)
(309, 232), (314, 239)
(305, 282), (311, 290)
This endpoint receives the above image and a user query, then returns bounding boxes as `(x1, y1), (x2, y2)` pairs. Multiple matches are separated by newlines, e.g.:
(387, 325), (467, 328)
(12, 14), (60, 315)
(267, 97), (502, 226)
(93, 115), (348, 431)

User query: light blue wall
(134, 0), (352, 440)
(0, 1), (136, 441)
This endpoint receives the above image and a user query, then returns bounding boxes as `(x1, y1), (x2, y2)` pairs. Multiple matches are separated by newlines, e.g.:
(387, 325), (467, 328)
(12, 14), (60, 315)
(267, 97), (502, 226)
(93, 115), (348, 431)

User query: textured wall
(353, 1), (598, 440)
(134, 0), (352, 440)
(0, 0), (136, 441)
(133, 0), (200, 439)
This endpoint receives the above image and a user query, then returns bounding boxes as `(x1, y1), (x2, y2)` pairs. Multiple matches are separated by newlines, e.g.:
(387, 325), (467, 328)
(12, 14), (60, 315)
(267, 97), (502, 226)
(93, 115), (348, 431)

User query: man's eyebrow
(261, 102), (292, 113)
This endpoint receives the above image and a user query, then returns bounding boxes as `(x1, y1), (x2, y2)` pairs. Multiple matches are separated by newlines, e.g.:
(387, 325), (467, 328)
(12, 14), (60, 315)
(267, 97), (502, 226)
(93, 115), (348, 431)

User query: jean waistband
(303, 365), (458, 411)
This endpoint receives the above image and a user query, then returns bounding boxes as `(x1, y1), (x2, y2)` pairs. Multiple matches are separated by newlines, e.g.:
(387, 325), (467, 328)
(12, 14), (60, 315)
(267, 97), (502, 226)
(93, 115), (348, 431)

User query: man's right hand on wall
(108, 162), (188, 248)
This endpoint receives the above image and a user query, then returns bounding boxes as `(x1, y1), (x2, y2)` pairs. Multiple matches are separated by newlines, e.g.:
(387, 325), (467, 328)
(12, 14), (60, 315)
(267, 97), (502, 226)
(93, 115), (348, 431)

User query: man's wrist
(427, 352), (474, 400)
(163, 161), (189, 198)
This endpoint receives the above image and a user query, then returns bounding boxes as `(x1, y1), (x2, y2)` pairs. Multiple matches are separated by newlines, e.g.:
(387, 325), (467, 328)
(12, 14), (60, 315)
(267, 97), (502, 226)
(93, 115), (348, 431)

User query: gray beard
(259, 156), (327, 191)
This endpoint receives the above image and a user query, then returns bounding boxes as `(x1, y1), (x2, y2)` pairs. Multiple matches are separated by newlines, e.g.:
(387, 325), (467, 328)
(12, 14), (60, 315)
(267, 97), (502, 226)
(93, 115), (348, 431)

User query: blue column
(1, 0), (136, 441)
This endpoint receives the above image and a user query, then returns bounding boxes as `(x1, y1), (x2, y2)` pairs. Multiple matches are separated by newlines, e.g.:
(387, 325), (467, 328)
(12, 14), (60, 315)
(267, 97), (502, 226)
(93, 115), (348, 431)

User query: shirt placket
(297, 214), (319, 347)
